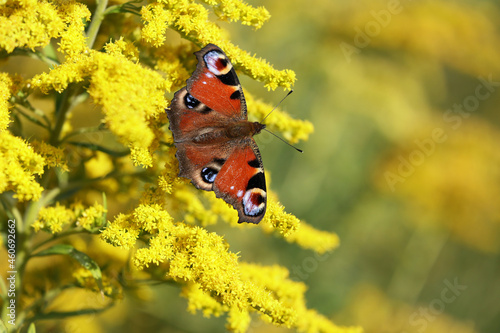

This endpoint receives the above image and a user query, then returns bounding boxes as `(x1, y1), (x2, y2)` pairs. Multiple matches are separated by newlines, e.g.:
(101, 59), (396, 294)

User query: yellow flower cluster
(0, 0), (65, 53)
(0, 75), (47, 201)
(0, 72), (13, 130)
(102, 203), (357, 332)
(76, 202), (107, 231)
(201, 0), (270, 29)
(141, 0), (295, 90)
(31, 140), (69, 171)
(0, 131), (45, 201)
(285, 220), (340, 254)
(32, 202), (75, 233)
(32, 38), (169, 167)
(32, 202), (106, 233)
(246, 91), (315, 144)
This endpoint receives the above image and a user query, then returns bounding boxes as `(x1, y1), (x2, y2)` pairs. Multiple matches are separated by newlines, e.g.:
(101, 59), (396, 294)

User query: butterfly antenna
(263, 129), (303, 153)
(261, 89), (294, 123)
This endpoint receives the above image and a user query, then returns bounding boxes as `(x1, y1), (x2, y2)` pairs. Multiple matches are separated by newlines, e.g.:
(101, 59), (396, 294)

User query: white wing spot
(243, 190), (265, 216)
(237, 190), (244, 198)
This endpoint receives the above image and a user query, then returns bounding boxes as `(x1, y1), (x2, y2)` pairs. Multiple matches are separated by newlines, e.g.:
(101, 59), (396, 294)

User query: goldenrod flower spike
(141, 0), (295, 90)
(200, 0), (271, 29)
(245, 92), (315, 144)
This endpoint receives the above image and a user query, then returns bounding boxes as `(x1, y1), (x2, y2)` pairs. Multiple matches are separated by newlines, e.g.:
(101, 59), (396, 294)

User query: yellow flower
(32, 202), (75, 233)
(32, 40), (170, 167)
(56, 1), (91, 58)
(285, 221), (340, 254)
(100, 213), (141, 249)
(182, 282), (229, 317)
(0, 72), (13, 130)
(260, 193), (300, 237)
(246, 91), (314, 144)
(76, 202), (107, 231)
(0, 131), (45, 201)
(84, 151), (114, 179)
(201, 0), (270, 29)
(140, 2), (172, 48)
(1, 1), (344, 331)
(141, 0), (295, 90)
(31, 140), (69, 171)
(0, 0), (64, 53)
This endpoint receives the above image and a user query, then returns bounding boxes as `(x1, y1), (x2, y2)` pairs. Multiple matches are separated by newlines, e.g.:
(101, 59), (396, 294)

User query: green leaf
(33, 244), (104, 292)
(27, 322), (36, 333)
(67, 141), (129, 157)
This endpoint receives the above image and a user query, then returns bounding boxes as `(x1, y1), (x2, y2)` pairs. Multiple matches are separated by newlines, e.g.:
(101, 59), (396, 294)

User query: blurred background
(4, 0), (500, 332)
(224, 0), (500, 332)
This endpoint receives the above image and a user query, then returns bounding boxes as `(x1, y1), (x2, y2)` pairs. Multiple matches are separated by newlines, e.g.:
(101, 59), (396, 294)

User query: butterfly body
(167, 44), (267, 224)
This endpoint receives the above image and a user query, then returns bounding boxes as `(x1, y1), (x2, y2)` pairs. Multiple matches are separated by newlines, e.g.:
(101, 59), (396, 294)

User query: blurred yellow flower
(339, 285), (476, 333)
(377, 119), (500, 253)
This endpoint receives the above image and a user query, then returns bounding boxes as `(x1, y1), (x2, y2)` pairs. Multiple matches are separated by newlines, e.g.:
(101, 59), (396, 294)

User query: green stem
(49, 90), (71, 146)
(14, 106), (50, 130)
(86, 0), (109, 49)
(30, 229), (87, 253)
(60, 124), (106, 143)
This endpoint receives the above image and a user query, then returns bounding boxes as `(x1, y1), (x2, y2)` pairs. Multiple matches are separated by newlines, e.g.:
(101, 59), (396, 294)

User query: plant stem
(86, 0), (109, 49)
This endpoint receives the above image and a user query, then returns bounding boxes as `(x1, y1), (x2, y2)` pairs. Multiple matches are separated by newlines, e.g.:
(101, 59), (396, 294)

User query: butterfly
(167, 44), (267, 224)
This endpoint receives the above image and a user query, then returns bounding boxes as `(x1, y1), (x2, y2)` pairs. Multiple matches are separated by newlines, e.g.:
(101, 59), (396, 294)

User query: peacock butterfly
(167, 44), (267, 224)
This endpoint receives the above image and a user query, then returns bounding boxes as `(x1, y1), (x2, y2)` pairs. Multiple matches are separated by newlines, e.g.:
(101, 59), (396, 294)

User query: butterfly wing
(213, 139), (266, 224)
(167, 44), (267, 224)
(187, 44), (247, 119)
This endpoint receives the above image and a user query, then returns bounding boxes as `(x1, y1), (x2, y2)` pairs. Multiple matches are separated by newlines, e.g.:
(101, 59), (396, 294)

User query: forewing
(187, 44), (247, 119)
